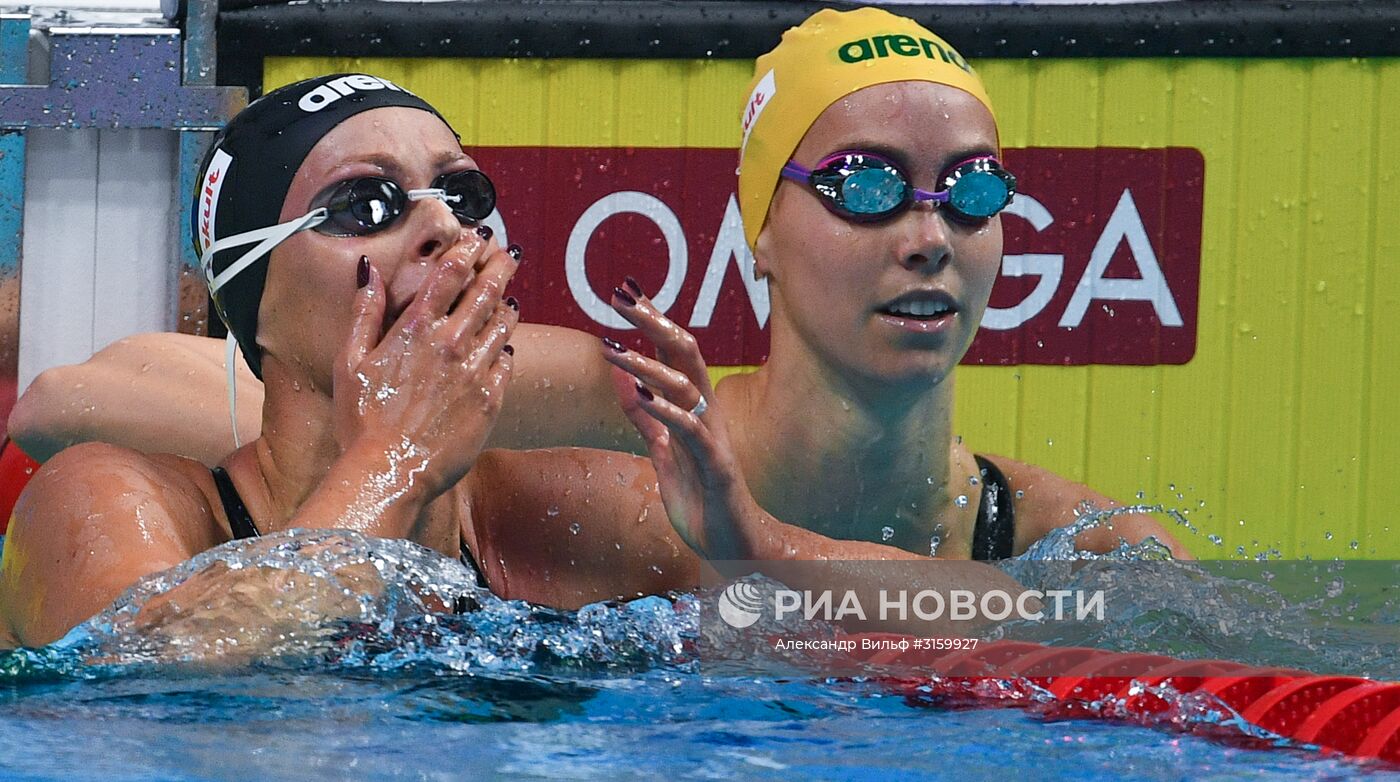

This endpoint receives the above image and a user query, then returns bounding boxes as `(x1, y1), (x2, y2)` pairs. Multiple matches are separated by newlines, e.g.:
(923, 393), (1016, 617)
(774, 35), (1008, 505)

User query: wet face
(754, 81), (1003, 390)
(258, 107), (482, 389)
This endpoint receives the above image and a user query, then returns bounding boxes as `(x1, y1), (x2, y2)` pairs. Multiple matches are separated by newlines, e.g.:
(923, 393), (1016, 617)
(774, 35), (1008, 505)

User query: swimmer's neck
(238, 361), (342, 522)
(240, 359), (465, 556)
(729, 346), (970, 551)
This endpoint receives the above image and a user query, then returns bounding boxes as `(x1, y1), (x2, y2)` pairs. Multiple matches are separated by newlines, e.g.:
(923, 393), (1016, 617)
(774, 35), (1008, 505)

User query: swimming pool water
(0, 669), (1393, 781)
(0, 527), (1395, 780)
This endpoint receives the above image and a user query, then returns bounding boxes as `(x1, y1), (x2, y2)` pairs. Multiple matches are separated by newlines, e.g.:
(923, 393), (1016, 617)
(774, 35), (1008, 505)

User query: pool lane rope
(843, 634), (1400, 765)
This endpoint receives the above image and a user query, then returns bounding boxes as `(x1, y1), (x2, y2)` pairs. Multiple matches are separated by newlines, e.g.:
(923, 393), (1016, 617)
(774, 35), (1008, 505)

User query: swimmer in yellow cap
(595, 7), (1191, 562)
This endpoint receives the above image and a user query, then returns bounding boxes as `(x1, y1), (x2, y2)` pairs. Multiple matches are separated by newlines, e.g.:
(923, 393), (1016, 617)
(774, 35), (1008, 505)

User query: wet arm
(8, 325), (641, 465)
(7, 333), (262, 465)
(994, 456), (1196, 560)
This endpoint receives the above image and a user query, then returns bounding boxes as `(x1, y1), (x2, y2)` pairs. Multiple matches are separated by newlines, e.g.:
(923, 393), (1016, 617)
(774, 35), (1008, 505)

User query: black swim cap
(192, 73), (455, 379)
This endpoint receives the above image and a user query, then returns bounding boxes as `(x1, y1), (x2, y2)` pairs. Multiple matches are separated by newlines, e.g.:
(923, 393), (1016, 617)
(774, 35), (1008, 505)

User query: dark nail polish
(356, 256), (370, 289)
(506, 296), (519, 311)
(636, 382), (654, 401)
(507, 243), (523, 261)
(623, 276), (643, 297)
(613, 287), (636, 306)
(475, 224), (493, 240)
(503, 344), (515, 356)
(603, 337), (626, 353)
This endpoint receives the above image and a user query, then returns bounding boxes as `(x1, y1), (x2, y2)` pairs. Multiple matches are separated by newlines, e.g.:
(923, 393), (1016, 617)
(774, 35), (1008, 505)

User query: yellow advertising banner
(266, 55), (1400, 560)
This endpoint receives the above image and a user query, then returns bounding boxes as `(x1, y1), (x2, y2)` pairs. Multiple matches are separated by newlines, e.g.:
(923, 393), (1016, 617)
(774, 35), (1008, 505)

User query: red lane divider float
(841, 633), (1400, 765)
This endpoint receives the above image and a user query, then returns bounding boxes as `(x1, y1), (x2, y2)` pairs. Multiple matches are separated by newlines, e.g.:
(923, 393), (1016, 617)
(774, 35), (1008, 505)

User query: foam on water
(3, 507), (1395, 680)
(8, 530), (697, 678)
(0, 506), (1395, 775)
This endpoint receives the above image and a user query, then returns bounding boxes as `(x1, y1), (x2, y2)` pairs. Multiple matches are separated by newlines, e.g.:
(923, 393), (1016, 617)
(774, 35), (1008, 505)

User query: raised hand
(334, 230), (519, 503)
(600, 277), (765, 560)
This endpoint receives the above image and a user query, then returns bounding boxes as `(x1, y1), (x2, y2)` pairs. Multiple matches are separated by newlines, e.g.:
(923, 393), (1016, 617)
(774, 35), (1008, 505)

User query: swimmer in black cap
(0, 75), (608, 646)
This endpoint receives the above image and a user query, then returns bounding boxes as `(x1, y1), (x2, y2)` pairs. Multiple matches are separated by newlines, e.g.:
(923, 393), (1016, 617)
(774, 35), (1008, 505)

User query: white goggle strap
(199, 207), (327, 450)
(201, 208), (328, 294)
(225, 332), (242, 449)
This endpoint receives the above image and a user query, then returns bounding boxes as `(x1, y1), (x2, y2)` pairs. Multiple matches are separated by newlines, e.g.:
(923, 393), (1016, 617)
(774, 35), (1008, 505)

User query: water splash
(995, 506), (1399, 680)
(2, 507), (1394, 688)
(9, 530), (697, 678)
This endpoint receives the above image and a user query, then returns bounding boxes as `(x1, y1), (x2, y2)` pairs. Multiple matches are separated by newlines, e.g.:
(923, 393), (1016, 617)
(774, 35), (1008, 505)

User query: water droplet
(880, 526), (894, 542)
(1014, 490), (1025, 499)
(954, 495), (969, 508)
(546, 505), (560, 517)
(1324, 531), (1334, 541)
(968, 476), (980, 487)
(569, 522), (581, 535)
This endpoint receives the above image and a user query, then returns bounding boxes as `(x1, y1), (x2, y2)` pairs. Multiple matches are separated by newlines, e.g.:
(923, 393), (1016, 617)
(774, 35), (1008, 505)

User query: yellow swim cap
(737, 7), (995, 250)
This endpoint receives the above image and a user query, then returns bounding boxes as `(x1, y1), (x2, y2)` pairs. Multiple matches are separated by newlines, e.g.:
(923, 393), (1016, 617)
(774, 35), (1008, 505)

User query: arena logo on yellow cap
(833, 31), (973, 72)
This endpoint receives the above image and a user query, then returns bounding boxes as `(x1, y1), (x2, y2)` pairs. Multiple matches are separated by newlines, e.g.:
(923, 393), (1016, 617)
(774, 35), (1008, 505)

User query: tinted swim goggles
(780, 152), (1016, 223)
(202, 169), (497, 297)
(308, 169), (497, 237)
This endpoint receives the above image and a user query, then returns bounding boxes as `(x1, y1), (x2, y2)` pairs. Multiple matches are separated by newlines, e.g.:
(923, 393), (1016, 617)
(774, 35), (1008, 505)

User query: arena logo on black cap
(297, 75), (409, 113)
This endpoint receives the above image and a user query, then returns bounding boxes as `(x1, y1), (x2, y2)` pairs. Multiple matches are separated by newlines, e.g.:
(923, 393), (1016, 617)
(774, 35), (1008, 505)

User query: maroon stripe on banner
(469, 146), (1204, 367)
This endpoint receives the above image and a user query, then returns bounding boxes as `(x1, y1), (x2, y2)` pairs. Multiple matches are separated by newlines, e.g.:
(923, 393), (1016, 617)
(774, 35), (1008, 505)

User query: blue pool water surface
(0, 526), (1395, 781)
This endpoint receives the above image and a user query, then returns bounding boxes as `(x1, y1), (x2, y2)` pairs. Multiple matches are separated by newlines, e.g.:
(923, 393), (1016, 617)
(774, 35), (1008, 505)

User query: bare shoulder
(491, 324), (641, 452)
(0, 442), (225, 646)
(464, 447), (699, 608)
(980, 454), (1193, 559)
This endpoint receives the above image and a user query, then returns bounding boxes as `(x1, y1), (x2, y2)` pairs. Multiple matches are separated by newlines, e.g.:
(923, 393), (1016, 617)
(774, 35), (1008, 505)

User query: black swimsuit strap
(970, 455), (1016, 560)
(211, 466), (261, 540)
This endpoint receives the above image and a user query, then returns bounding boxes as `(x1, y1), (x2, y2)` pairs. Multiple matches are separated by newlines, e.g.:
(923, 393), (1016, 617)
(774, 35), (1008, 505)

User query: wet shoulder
(465, 448), (700, 607)
(12, 442), (225, 555)
(977, 453), (1191, 559)
(0, 443), (226, 646)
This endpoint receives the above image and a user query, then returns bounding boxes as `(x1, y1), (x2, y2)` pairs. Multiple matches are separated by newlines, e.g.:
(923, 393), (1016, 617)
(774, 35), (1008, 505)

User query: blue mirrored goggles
(780, 152), (1017, 224)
